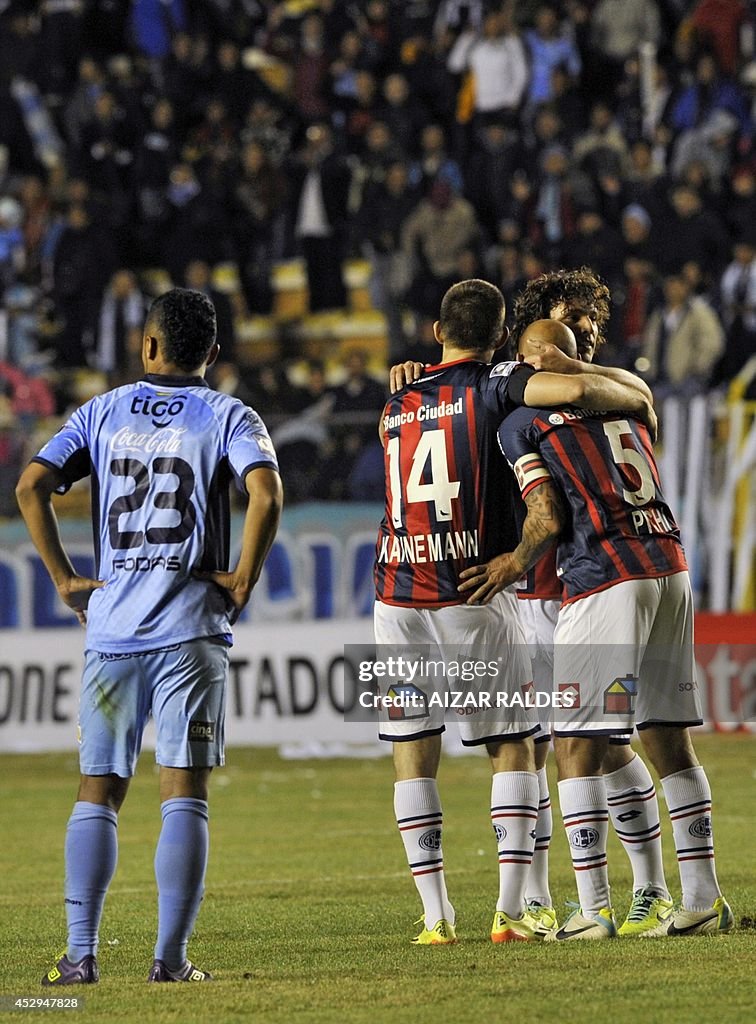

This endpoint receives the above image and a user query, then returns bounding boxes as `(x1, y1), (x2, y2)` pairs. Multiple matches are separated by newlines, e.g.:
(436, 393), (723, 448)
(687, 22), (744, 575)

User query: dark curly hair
(439, 278), (506, 351)
(145, 287), (217, 371)
(510, 267), (610, 354)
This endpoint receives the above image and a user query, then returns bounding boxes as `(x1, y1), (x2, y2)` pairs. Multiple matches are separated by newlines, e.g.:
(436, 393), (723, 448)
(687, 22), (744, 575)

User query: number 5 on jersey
(387, 429), (460, 528)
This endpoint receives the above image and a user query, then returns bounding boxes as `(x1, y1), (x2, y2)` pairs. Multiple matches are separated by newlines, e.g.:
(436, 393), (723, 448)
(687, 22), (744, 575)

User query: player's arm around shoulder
(15, 461), (104, 625)
(458, 479), (564, 606)
(522, 369), (657, 441)
(524, 340), (654, 403)
(194, 466), (283, 623)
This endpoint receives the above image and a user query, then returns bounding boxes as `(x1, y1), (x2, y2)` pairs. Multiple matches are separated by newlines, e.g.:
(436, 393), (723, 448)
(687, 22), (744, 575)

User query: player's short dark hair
(439, 279), (505, 351)
(145, 287), (217, 371)
(511, 267), (610, 352)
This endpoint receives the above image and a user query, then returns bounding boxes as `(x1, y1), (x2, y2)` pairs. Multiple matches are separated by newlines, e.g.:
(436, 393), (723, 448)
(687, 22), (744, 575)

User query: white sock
(394, 778), (453, 928)
(661, 766), (722, 912)
(558, 776), (610, 917)
(491, 771), (539, 917)
(605, 753), (668, 898)
(524, 766), (552, 908)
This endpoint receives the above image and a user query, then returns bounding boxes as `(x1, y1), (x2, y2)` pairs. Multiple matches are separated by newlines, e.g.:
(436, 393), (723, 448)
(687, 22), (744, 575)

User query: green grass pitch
(0, 734), (753, 1024)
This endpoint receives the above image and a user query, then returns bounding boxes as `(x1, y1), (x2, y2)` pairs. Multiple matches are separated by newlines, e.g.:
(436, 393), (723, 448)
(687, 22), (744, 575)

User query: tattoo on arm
(511, 481), (564, 576)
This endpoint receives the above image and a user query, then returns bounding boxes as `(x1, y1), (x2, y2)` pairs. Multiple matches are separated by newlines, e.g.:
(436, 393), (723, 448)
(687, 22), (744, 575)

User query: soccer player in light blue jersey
(16, 288), (282, 985)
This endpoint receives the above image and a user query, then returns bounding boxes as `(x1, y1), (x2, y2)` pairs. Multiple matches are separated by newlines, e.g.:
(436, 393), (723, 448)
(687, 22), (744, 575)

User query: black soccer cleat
(41, 952), (99, 986)
(148, 959), (213, 982)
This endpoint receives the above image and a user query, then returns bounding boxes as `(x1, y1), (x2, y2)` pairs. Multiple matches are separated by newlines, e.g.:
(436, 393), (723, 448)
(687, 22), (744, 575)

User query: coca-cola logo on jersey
(110, 426), (186, 454)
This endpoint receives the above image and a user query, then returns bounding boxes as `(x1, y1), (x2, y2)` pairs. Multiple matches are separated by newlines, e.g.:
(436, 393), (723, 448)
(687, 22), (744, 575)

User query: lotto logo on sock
(418, 828), (442, 852)
(189, 720), (215, 742)
(569, 826), (599, 849)
(689, 816), (712, 839)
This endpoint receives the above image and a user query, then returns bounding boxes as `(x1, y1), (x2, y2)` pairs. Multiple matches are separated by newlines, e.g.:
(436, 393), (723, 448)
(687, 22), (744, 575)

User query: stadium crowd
(0, 0), (755, 509)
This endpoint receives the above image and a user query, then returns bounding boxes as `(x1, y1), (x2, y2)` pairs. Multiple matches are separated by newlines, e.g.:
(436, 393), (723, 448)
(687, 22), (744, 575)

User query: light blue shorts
(79, 637), (229, 777)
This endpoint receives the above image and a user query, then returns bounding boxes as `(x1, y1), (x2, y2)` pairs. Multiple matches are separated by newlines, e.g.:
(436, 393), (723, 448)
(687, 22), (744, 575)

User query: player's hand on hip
(193, 569), (252, 624)
(389, 361), (425, 393)
(457, 554), (519, 605)
(56, 574), (105, 626)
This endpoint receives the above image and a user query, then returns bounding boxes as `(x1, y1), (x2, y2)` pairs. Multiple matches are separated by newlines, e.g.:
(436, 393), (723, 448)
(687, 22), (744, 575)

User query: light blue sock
(65, 801), (118, 962)
(154, 798), (209, 971)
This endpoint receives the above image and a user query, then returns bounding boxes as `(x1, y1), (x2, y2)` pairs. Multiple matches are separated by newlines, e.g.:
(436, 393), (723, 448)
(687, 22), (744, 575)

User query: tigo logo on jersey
(130, 394), (187, 427)
(418, 828), (442, 852)
(569, 827), (599, 850)
(557, 682), (580, 708)
(603, 674), (637, 714)
(689, 816), (712, 839)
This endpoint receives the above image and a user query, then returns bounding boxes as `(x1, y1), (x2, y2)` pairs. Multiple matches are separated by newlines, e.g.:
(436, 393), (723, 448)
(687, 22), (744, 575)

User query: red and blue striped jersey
(375, 359), (535, 607)
(498, 406), (687, 603)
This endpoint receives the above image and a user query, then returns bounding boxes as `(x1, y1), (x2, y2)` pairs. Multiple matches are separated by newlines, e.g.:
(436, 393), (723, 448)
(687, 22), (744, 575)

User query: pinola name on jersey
(377, 528), (479, 565)
(383, 396), (464, 432)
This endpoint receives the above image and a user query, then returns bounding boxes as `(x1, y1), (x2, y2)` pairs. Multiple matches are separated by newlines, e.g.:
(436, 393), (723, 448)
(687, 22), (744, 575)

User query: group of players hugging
(374, 270), (732, 944)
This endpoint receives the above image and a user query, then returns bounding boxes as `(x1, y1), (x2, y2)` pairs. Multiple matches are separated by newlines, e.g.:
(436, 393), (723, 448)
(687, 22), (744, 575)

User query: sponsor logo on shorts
(521, 682), (536, 702)
(418, 828), (442, 852)
(603, 674), (637, 715)
(493, 824), (507, 843)
(189, 720), (216, 742)
(569, 826), (599, 849)
(689, 815), (712, 839)
(386, 683), (427, 721)
(558, 682), (580, 708)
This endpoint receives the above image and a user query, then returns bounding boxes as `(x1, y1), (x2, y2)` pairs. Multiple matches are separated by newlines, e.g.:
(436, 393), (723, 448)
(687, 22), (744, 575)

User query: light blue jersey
(34, 373), (278, 653)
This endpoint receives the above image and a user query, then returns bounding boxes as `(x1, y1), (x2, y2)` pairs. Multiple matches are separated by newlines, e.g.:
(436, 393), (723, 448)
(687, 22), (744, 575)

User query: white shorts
(517, 598), (559, 737)
(373, 592), (538, 746)
(552, 572), (702, 736)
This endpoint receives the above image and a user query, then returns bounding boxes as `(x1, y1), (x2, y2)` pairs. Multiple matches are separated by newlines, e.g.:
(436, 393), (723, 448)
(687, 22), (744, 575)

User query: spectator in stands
(94, 269), (146, 381)
(655, 183), (731, 281)
(447, 8), (529, 129)
(691, 0), (749, 77)
(289, 122), (350, 313)
(52, 203), (116, 367)
(572, 100), (629, 179)
(588, 0), (661, 90)
(409, 124), (463, 196)
(671, 108), (742, 189)
(621, 203), (654, 263)
(668, 51), (750, 135)
(379, 73), (427, 157)
(0, 197), (24, 293)
(401, 176), (480, 317)
(641, 272), (725, 395)
(565, 207), (624, 285)
(525, 4), (582, 108)
(464, 122), (520, 234)
(359, 160), (418, 357)
(232, 141), (286, 315)
(717, 236), (756, 381)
